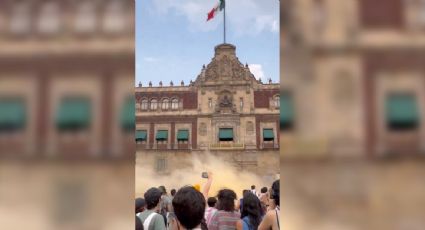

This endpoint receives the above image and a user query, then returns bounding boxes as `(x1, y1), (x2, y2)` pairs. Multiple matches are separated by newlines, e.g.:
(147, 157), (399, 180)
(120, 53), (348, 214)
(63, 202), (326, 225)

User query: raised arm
(202, 172), (213, 200)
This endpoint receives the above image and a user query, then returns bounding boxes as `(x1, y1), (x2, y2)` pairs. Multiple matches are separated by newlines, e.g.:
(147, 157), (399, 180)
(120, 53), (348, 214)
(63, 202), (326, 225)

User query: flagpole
(223, 1), (226, 44)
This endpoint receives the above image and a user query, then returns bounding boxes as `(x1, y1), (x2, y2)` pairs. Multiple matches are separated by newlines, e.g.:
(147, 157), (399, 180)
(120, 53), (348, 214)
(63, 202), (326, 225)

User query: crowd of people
(135, 173), (280, 230)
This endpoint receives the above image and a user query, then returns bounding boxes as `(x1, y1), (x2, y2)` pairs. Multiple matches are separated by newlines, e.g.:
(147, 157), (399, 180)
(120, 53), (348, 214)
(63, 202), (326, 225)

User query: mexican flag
(207, 0), (225, 21)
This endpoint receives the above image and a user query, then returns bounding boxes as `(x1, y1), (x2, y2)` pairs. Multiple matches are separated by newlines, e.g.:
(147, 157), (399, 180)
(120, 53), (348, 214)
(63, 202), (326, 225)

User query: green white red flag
(207, 0), (225, 21)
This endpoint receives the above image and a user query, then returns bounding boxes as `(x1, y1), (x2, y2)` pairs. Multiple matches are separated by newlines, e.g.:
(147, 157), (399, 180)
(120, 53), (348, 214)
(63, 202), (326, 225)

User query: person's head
(207, 197), (217, 208)
(216, 189), (237, 212)
(270, 180), (280, 206)
(135, 198), (146, 213)
(171, 189), (176, 197)
(242, 190), (250, 197)
(261, 187), (268, 194)
(251, 185), (256, 190)
(144, 187), (163, 210)
(241, 192), (262, 229)
(136, 216), (144, 230)
(172, 186), (206, 229)
(158, 185), (167, 195)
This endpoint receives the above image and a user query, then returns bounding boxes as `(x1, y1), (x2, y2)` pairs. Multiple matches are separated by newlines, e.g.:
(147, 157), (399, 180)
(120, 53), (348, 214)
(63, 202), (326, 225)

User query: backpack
(143, 212), (158, 230)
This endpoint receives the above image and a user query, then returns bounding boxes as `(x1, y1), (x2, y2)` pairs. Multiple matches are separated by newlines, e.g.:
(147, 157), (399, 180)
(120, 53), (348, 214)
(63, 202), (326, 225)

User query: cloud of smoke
(135, 152), (277, 198)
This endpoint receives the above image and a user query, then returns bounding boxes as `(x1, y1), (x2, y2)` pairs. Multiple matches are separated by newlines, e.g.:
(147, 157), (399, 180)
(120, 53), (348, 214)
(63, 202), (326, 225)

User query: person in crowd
(171, 189), (177, 198)
(258, 187), (269, 213)
(208, 189), (240, 230)
(205, 197), (218, 225)
(171, 186), (206, 230)
(136, 215), (144, 230)
(258, 180), (280, 230)
(138, 187), (166, 230)
(236, 190), (250, 213)
(236, 192), (263, 230)
(250, 185), (257, 197)
(159, 185), (172, 226)
(136, 198), (146, 215)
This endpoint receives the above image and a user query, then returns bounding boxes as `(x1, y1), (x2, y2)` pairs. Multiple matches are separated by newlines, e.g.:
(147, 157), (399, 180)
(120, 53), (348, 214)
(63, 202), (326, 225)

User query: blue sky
(136, 0), (279, 86)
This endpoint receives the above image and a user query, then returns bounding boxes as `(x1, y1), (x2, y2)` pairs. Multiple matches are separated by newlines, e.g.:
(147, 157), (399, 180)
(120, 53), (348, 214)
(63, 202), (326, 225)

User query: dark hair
(261, 187), (268, 193)
(172, 186), (206, 229)
(158, 185), (167, 195)
(135, 198), (146, 213)
(241, 192), (262, 229)
(171, 189), (176, 196)
(251, 185), (255, 189)
(242, 190), (250, 197)
(144, 187), (162, 210)
(207, 197), (217, 207)
(136, 216), (144, 230)
(216, 189), (237, 212)
(271, 180), (280, 206)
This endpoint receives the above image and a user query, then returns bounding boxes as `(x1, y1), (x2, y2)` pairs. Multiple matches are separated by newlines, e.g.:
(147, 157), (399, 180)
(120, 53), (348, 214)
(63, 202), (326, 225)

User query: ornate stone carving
(220, 95), (232, 107)
(215, 91), (237, 113)
(202, 46), (250, 84)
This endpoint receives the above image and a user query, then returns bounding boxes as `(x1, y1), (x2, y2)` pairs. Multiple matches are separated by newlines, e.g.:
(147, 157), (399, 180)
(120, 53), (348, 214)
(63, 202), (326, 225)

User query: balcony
(209, 143), (245, 150)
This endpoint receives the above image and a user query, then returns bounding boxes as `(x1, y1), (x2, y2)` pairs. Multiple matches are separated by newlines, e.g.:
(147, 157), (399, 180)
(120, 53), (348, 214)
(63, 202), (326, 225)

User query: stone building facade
(0, 0), (134, 158)
(136, 44), (279, 176)
(282, 0), (425, 158)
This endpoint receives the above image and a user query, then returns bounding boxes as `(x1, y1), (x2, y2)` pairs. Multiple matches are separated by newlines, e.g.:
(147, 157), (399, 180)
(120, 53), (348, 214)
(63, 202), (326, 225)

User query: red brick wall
(254, 89), (279, 108)
(359, 0), (404, 29)
(135, 91), (198, 109)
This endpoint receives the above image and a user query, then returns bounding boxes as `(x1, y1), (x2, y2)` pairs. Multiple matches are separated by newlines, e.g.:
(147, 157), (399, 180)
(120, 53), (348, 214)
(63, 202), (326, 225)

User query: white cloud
(248, 64), (265, 80)
(271, 20), (279, 33)
(151, 0), (279, 35)
(143, 57), (159, 62)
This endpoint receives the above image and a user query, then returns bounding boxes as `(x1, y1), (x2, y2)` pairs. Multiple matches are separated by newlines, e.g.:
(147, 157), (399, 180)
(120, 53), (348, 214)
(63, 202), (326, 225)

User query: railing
(209, 143), (245, 150)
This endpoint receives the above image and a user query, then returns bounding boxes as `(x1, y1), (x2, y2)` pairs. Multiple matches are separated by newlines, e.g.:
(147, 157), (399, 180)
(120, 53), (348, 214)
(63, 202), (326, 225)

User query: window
(312, 0), (326, 35)
(386, 93), (419, 131)
(56, 97), (91, 132)
(219, 128), (234, 141)
(150, 99), (158, 110)
(135, 130), (147, 143)
(199, 123), (207, 136)
(263, 129), (275, 141)
(10, 2), (31, 35)
(171, 99), (179, 110)
(0, 98), (26, 132)
(37, 1), (61, 35)
(74, 1), (97, 34)
(102, 0), (125, 34)
(177, 129), (189, 143)
(156, 158), (167, 172)
(240, 98), (244, 110)
(121, 96), (135, 132)
(208, 98), (212, 108)
(280, 93), (294, 131)
(420, 0), (425, 24)
(141, 99), (148, 110)
(246, 121), (254, 134)
(156, 130), (168, 142)
(274, 95), (280, 108)
(162, 99), (169, 110)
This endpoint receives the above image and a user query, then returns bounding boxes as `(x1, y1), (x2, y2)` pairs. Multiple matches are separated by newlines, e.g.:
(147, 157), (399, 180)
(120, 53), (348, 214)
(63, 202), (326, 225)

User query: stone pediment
(195, 44), (258, 86)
